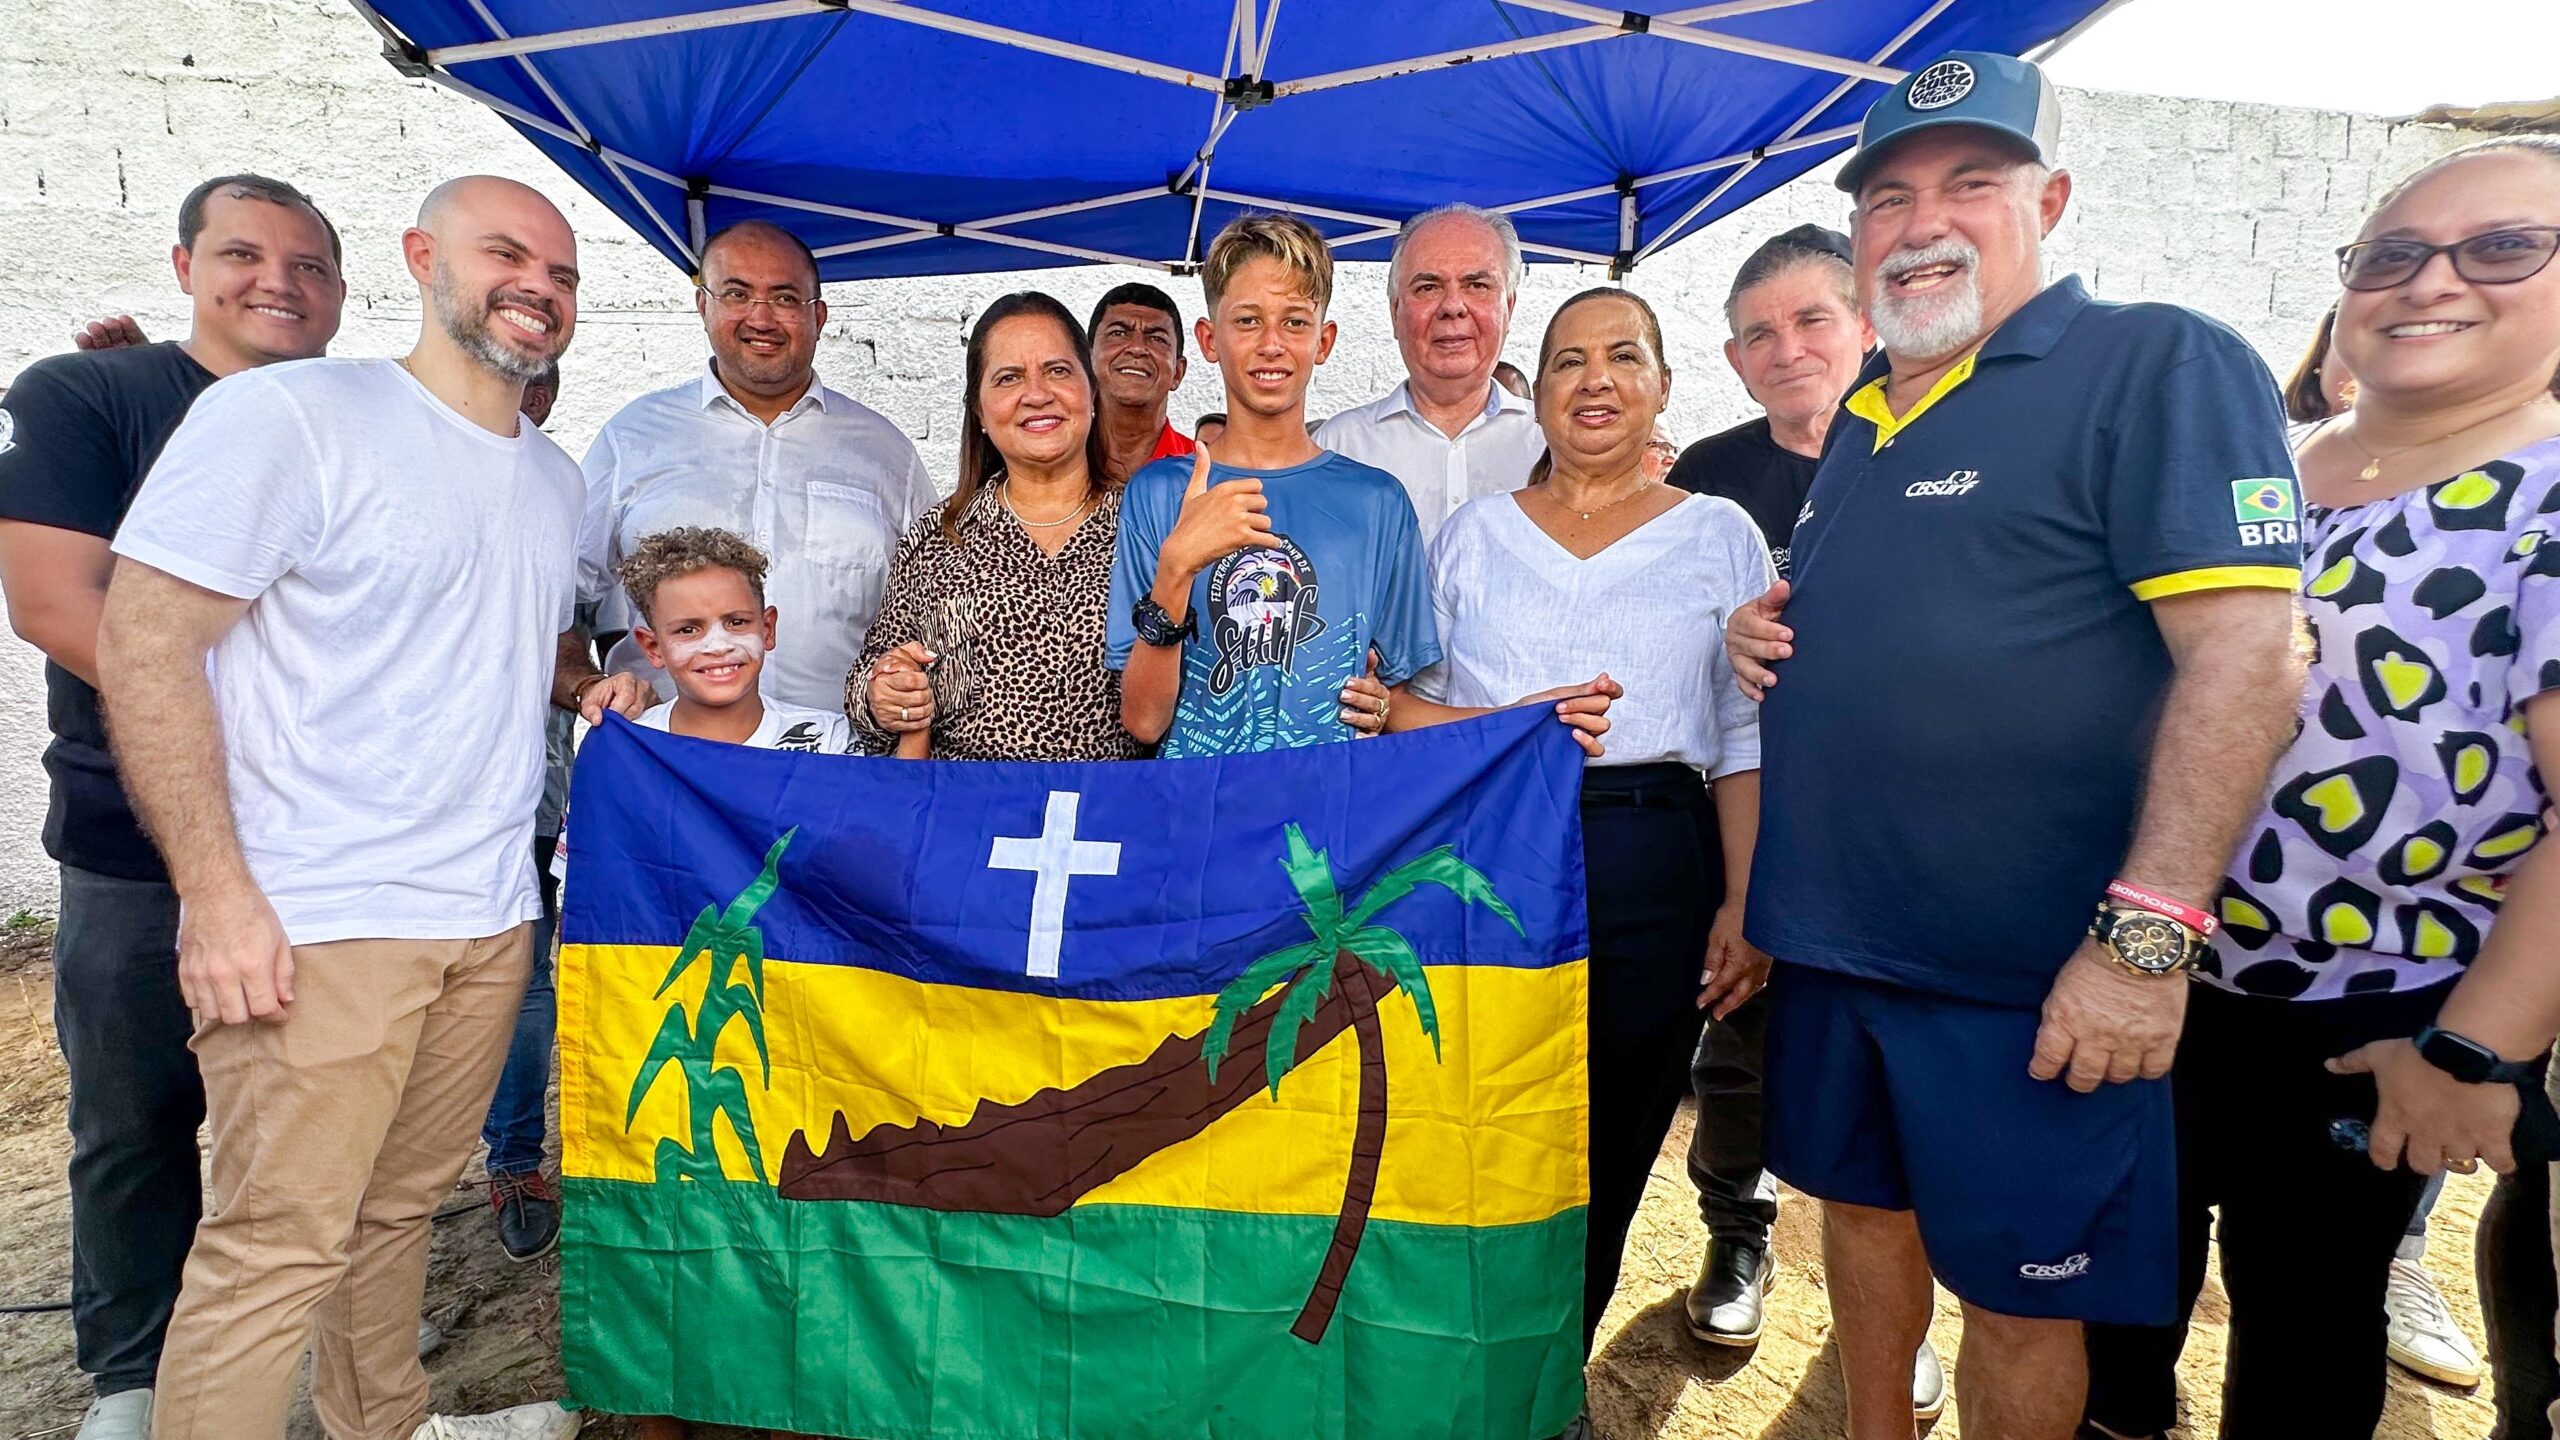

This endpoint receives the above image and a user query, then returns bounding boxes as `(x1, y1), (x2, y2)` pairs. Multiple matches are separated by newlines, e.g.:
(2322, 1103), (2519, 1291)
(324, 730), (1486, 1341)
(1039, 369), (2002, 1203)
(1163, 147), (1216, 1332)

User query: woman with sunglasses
(2082, 135), (2560, 1440)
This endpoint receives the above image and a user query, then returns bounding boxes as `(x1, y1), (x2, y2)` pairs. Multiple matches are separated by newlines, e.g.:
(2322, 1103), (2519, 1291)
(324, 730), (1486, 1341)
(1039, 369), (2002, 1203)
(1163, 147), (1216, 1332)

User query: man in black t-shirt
(1668, 223), (1874, 579)
(0, 174), (342, 1439)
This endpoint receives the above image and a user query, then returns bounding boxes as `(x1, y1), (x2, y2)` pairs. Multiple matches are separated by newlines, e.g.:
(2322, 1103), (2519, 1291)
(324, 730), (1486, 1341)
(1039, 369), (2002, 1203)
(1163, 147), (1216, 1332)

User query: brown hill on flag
(774, 825), (1523, 1342)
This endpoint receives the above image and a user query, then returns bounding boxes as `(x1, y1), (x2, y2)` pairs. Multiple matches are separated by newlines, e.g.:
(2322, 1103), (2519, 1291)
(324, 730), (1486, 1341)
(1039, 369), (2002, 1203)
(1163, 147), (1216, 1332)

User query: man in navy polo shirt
(1727, 53), (2307, 1439)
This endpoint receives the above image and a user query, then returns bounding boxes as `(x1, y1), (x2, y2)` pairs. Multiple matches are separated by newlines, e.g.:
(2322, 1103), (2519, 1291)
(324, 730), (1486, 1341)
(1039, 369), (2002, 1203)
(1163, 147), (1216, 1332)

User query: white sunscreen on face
(665, 620), (766, 669)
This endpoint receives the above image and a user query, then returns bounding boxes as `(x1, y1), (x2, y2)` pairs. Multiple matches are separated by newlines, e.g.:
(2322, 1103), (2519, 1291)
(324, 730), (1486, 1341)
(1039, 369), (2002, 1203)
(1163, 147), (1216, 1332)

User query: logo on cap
(1906, 59), (1976, 111)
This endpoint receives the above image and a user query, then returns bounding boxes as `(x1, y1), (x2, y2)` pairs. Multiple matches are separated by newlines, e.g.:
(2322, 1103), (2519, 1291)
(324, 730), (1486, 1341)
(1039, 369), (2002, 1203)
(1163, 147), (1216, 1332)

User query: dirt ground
(0, 930), (2507, 1440)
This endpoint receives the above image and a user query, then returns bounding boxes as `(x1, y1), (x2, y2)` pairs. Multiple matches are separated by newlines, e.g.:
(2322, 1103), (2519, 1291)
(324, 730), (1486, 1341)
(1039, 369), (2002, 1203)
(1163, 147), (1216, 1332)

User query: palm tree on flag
(1202, 823), (1523, 1342)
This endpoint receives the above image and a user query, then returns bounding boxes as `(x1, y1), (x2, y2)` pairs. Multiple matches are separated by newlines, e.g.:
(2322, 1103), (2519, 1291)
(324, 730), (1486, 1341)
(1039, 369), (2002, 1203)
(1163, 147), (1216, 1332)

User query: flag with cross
(552, 708), (1593, 1439)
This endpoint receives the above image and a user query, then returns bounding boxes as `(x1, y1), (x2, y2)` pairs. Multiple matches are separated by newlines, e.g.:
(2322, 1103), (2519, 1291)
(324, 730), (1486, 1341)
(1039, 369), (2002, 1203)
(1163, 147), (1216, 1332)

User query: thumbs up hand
(1157, 444), (1277, 585)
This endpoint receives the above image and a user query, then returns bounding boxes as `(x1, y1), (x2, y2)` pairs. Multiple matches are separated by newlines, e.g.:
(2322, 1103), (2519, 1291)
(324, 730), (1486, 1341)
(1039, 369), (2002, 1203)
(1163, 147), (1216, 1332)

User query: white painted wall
(0, 0), (2469, 915)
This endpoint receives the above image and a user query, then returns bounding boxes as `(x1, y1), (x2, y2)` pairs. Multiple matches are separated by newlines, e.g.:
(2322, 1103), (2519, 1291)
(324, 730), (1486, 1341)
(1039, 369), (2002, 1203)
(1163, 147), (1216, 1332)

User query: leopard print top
(846, 481), (1148, 762)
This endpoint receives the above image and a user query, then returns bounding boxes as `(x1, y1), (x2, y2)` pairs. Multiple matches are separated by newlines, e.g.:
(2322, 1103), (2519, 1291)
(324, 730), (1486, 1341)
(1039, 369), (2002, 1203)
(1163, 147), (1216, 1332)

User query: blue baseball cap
(1836, 51), (2061, 194)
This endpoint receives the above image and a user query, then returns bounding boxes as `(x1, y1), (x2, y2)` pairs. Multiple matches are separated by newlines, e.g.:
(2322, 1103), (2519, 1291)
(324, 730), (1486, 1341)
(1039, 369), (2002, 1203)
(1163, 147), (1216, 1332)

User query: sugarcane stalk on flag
(554, 706), (1591, 1439)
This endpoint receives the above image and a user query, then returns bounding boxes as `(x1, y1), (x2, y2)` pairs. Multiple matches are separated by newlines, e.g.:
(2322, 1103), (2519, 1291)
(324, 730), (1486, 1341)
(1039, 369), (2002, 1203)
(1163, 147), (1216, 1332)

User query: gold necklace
(1544, 476), (1657, 523)
(2329, 400), (2545, 482)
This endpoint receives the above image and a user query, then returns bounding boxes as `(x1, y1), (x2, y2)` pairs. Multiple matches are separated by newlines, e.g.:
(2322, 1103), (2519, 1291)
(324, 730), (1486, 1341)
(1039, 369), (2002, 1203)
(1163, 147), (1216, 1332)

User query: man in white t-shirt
(1313, 204), (1544, 540)
(96, 176), (591, 1440)
(559, 220), (938, 714)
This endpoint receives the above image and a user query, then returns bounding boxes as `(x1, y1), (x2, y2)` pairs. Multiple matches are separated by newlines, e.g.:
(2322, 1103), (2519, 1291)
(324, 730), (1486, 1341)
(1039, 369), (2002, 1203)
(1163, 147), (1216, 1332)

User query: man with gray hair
(1668, 223), (1872, 579)
(1676, 221), (1948, 1420)
(1313, 203), (1543, 538)
(1727, 53), (2306, 1439)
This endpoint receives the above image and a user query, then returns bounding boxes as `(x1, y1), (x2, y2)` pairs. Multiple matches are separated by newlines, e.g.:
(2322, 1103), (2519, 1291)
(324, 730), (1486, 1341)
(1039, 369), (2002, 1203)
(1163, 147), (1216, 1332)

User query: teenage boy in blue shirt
(1111, 212), (1614, 756)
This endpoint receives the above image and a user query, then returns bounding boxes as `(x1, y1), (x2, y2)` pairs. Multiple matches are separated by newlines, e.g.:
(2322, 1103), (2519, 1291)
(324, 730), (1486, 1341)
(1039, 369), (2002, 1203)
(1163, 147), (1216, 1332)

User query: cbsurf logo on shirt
(1206, 537), (1328, 696)
(1905, 468), (1981, 499)
(0, 408), (16, 457)
(2231, 477), (2300, 546)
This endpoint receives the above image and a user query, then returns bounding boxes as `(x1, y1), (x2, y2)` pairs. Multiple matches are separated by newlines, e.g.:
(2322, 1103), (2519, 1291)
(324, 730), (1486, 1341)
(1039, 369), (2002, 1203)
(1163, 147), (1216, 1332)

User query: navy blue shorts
(1763, 963), (2177, 1325)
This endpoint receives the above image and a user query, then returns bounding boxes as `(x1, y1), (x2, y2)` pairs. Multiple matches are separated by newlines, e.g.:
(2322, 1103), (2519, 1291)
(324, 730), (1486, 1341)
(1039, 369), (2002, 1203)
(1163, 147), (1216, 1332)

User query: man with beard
(1315, 203), (1543, 540)
(564, 220), (936, 715)
(96, 175), (589, 1440)
(1673, 220), (1956, 1417)
(1724, 54), (2305, 1439)
(0, 174), (343, 1440)
(1089, 282), (1195, 477)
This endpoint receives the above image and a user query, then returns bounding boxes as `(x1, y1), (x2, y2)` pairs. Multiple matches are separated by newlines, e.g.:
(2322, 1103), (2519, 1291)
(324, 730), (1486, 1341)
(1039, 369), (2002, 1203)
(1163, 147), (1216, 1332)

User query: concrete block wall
(0, 0), (2470, 914)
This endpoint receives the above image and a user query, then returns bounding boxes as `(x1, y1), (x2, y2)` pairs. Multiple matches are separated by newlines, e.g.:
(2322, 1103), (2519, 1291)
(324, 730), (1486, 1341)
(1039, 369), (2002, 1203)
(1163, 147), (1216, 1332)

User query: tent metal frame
(353, 0), (1949, 275)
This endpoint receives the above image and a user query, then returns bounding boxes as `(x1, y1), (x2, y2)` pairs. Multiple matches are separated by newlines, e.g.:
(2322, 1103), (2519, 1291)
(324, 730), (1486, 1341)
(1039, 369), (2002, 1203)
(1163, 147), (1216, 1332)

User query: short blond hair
(1201, 213), (1334, 315)
(618, 527), (771, 625)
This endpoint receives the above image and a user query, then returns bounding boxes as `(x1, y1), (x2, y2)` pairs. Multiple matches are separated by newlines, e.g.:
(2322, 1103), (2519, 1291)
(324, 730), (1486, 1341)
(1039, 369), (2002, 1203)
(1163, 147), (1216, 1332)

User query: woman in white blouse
(1414, 286), (1775, 1363)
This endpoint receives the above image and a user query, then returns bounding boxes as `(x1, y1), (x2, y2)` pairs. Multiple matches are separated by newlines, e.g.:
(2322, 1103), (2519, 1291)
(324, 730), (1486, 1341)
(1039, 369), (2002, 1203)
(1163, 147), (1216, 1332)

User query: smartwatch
(1130, 595), (1195, 648)
(2412, 1026), (2539, 1086)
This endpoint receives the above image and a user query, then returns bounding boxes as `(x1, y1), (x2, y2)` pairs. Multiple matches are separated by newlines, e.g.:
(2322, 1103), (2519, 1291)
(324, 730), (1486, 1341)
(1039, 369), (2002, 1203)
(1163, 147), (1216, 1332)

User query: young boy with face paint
(550, 529), (856, 903)
(617, 526), (854, 752)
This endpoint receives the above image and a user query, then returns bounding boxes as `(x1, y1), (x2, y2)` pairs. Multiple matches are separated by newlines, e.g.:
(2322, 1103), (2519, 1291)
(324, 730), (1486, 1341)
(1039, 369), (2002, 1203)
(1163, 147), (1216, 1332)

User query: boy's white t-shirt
(551, 699), (857, 885)
(634, 698), (857, 754)
(112, 357), (582, 945)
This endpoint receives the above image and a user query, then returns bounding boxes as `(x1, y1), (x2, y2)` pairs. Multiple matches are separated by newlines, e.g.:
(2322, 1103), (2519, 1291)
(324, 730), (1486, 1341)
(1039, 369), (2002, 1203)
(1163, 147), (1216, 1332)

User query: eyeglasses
(2335, 227), (2560, 292)
(696, 285), (817, 317)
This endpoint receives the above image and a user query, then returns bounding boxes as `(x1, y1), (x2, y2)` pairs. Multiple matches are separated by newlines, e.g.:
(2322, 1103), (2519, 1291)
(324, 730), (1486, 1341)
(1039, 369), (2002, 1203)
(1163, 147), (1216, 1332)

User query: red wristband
(2105, 879), (2217, 938)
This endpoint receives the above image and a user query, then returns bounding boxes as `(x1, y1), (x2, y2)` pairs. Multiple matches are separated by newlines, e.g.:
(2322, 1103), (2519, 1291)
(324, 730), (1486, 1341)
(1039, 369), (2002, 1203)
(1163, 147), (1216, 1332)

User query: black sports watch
(1130, 595), (1195, 648)
(2088, 901), (2203, 978)
(2412, 1026), (2538, 1086)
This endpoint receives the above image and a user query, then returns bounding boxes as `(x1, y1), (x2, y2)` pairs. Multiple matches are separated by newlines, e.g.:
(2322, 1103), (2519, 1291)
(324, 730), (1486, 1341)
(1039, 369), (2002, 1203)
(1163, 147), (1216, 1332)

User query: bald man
(96, 176), (590, 1440)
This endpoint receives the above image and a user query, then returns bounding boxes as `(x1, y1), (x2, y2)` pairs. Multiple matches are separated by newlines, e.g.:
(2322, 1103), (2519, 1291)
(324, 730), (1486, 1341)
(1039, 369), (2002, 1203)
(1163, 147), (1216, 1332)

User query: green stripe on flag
(562, 1177), (1586, 1440)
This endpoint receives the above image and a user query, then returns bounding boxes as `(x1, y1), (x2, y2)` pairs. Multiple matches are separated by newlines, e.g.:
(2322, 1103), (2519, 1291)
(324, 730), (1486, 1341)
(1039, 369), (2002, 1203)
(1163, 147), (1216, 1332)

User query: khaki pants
(150, 925), (533, 1440)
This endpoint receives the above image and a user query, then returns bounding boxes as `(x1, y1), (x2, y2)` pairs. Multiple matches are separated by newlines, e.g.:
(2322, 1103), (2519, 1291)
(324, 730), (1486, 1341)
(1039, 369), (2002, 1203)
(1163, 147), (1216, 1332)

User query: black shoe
(489, 1170), (560, 1262)
(1543, 1414), (1591, 1440)
(1685, 1239), (1774, 1345)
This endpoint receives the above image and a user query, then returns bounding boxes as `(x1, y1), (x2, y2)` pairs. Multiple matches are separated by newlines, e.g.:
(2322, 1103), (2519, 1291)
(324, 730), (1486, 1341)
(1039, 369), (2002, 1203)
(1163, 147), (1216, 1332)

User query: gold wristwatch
(2088, 901), (2204, 978)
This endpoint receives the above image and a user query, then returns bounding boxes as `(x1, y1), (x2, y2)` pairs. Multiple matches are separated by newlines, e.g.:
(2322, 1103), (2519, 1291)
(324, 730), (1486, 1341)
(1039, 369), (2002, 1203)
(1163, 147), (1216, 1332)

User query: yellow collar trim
(1845, 351), (1980, 452)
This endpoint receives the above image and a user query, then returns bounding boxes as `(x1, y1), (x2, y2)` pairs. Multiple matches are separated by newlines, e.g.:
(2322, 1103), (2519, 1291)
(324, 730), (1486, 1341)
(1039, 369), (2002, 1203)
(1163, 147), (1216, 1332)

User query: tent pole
(828, 2), (1222, 92)
(448, 0), (698, 262)
(1274, 0), (1816, 97)
(1632, 0), (1959, 263)
(1501, 0), (1906, 84)
(423, 0), (838, 66)
(2029, 0), (2137, 62)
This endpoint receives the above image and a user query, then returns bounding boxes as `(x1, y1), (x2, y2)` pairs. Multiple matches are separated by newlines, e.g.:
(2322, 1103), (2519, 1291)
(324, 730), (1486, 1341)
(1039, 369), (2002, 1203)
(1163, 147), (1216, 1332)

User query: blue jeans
(479, 837), (557, 1176)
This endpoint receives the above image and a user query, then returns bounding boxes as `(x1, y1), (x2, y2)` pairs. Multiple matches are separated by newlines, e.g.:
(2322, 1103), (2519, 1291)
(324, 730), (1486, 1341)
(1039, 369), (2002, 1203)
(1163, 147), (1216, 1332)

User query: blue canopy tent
(346, 0), (2126, 281)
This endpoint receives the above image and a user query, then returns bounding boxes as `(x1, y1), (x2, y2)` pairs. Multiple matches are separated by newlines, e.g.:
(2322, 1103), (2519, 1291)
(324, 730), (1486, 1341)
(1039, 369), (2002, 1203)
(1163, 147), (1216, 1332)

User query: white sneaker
(409, 1401), (583, 1440)
(75, 1389), (152, 1440)
(2384, 1256), (2484, 1388)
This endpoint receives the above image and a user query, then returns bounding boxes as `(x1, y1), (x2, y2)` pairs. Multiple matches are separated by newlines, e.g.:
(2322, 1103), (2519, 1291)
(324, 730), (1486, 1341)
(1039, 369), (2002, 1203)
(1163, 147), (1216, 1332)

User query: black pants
(1580, 764), (1719, 1349)
(2482, 1151), (2559, 1439)
(51, 865), (199, 1397)
(2083, 979), (2446, 1438)
(1687, 991), (1774, 1246)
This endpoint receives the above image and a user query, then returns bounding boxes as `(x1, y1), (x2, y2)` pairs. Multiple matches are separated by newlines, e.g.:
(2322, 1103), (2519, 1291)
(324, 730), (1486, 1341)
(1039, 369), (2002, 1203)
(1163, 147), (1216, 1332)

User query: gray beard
(431, 264), (554, 382)
(1870, 274), (1984, 364)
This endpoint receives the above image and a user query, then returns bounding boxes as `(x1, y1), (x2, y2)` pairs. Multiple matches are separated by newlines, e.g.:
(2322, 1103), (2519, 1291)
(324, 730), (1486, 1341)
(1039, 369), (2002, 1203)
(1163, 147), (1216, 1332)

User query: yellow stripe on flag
(558, 943), (1589, 1228)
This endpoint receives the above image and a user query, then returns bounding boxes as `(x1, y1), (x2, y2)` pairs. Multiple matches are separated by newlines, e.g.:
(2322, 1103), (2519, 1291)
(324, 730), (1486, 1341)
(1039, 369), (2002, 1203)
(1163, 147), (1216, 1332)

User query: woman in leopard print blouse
(848, 292), (1149, 761)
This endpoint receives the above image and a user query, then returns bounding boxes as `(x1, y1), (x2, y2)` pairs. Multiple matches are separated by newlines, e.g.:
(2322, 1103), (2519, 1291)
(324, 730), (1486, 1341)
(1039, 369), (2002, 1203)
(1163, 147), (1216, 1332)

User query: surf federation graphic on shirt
(1206, 536), (1329, 696)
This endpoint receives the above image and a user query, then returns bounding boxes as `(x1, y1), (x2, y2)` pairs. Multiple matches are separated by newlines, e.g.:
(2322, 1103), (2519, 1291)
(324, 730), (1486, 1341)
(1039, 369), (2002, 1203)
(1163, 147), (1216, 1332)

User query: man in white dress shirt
(566, 221), (937, 713)
(1313, 204), (1544, 539)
